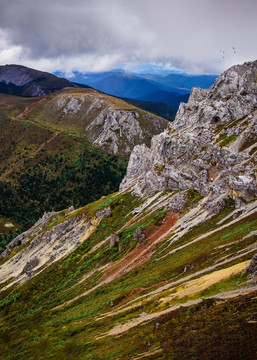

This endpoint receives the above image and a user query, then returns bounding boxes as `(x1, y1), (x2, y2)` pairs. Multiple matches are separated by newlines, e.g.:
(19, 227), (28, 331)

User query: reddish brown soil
(52, 212), (179, 310)
(16, 97), (46, 118)
(102, 212), (179, 283)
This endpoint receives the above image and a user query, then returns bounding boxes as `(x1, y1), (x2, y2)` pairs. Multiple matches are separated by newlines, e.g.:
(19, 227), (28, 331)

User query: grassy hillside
(0, 189), (256, 359)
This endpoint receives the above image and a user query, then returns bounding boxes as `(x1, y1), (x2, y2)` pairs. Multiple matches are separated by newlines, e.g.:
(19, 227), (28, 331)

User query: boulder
(247, 253), (257, 278)
(110, 234), (120, 247)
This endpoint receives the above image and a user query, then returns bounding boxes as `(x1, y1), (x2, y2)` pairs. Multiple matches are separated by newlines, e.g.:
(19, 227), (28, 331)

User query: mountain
(0, 61), (256, 360)
(121, 97), (178, 120)
(62, 70), (217, 118)
(0, 64), (81, 97)
(15, 87), (168, 155)
(83, 72), (181, 98)
(0, 87), (168, 251)
(136, 90), (190, 110)
(140, 73), (218, 91)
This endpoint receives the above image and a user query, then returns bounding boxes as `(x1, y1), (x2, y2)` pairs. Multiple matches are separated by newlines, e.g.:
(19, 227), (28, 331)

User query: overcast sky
(0, 0), (256, 75)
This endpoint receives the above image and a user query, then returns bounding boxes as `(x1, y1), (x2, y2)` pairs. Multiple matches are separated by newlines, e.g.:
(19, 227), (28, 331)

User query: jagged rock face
(120, 61), (257, 203)
(43, 91), (169, 155)
(247, 253), (257, 278)
(85, 108), (165, 155)
(0, 206), (111, 289)
(175, 61), (257, 129)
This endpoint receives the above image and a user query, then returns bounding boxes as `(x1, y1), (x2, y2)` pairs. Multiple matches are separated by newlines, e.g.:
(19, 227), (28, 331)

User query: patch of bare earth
(52, 212), (178, 310)
(101, 212), (179, 283)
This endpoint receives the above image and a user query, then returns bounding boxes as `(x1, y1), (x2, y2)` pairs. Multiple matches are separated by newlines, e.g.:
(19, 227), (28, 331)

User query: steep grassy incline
(0, 188), (256, 359)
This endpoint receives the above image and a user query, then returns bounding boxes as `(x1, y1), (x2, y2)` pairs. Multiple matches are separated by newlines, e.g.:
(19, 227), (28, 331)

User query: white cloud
(0, 0), (256, 74)
(0, 29), (23, 64)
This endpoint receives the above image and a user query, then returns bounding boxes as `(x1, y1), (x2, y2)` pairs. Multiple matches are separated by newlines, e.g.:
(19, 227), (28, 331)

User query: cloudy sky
(0, 0), (256, 75)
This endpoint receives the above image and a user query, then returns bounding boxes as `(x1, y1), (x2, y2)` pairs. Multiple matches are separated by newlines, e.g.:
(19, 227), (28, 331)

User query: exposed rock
(21, 257), (39, 275)
(85, 108), (168, 155)
(120, 61), (257, 205)
(133, 229), (146, 242)
(0, 208), (107, 287)
(110, 234), (120, 247)
(166, 192), (188, 212)
(95, 207), (112, 219)
(0, 211), (59, 258)
(247, 253), (257, 278)
(39, 90), (168, 155)
(0, 248), (11, 259)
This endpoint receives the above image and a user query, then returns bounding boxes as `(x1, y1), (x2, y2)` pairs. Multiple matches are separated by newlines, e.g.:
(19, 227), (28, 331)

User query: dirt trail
(0, 132), (59, 181)
(16, 97), (46, 118)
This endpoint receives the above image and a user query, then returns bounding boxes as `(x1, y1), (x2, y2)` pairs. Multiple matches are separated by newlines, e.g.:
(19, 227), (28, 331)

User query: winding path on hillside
(0, 98), (59, 181)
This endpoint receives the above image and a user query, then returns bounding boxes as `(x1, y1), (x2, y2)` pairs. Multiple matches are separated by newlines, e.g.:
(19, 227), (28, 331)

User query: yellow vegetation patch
(160, 260), (250, 303)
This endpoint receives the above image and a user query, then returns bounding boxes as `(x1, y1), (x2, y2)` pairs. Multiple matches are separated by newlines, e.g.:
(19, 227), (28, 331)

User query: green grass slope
(0, 188), (256, 359)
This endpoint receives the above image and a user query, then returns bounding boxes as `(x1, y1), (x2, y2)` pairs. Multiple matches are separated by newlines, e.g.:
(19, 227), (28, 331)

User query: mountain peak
(120, 60), (257, 208)
(0, 64), (77, 96)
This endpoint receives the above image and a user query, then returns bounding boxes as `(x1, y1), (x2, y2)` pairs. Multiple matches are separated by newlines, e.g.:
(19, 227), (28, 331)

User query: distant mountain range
(138, 72), (218, 90)
(55, 69), (218, 119)
(0, 65), (218, 120)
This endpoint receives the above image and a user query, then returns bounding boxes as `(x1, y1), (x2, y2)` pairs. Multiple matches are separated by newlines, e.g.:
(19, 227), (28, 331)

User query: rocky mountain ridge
(23, 88), (169, 154)
(0, 87), (168, 251)
(121, 61), (257, 207)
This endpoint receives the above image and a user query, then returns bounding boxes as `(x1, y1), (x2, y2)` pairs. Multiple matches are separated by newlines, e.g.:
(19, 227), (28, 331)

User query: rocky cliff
(121, 61), (257, 208)
(23, 88), (169, 154)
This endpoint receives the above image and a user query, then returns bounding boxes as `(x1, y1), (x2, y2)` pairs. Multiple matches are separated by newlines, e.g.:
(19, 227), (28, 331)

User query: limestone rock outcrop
(38, 90), (169, 155)
(120, 61), (257, 205)
(0, 206), (112, 289)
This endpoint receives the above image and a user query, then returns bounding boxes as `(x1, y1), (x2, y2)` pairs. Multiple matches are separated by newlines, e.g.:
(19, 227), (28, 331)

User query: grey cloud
(0, 0), (256, 74)
(0, 0), (148, 57)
